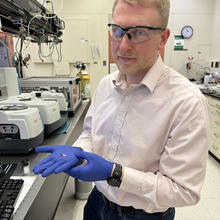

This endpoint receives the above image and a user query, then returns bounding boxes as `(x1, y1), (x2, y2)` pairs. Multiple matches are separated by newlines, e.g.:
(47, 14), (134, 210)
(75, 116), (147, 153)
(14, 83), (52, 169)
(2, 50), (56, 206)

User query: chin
(117, 67), (130, 75)
(117, 63), (133, 74)
(119, 67), (138, 75)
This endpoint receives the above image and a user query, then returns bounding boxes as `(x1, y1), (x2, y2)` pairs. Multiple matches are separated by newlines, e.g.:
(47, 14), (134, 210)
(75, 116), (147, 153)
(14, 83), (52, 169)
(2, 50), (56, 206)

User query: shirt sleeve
(120, 95), (209, 209)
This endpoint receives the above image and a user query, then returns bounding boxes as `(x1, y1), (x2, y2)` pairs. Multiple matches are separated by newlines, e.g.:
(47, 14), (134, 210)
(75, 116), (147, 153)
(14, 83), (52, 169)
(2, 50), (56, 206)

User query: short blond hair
(112, 0), (170, 28)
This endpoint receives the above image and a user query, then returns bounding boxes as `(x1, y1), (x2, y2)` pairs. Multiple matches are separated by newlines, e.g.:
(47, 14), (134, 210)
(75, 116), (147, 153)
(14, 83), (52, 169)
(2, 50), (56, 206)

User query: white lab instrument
(19, 76), (82, 117)
(31, 91), (68, 113)
(204, 74), (211, 86)
(0, 94), (65, 135)
(0, 105), (44, 154)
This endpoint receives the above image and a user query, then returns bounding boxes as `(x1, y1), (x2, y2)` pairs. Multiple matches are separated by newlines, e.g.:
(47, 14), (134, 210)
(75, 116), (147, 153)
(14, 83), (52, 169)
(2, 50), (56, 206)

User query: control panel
(0, 124), (20, 139)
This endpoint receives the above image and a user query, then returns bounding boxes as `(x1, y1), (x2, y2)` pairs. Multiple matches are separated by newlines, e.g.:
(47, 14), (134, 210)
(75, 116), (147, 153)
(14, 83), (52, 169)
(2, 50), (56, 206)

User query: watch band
(107, 163), (122, 187)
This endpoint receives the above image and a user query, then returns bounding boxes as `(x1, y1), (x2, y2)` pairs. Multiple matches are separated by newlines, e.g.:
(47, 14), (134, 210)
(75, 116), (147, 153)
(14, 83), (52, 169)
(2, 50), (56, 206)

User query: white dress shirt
(74, 56), (209, 213)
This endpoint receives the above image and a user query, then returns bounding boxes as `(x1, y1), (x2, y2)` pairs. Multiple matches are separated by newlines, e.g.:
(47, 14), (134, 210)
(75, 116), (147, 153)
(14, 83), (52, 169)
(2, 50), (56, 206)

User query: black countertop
(200, 90), (220, 100)
(0, 99), (90, 220)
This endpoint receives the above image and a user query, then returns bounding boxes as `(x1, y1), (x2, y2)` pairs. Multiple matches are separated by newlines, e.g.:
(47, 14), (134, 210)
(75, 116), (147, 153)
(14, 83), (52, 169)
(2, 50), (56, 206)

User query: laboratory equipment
(0, 94), (66, 135)
(74, 61), (90, 99)
(19, 76), (82, 117)
(0, 0), (64, 43)
(0, 0), (65, 77)
(0, 105), (44, 154)
(31, 90), (68, 114)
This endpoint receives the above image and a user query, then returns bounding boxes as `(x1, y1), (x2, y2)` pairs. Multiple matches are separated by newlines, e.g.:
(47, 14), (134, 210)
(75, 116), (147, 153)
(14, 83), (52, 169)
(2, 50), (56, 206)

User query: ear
(158, 28), (170, 51)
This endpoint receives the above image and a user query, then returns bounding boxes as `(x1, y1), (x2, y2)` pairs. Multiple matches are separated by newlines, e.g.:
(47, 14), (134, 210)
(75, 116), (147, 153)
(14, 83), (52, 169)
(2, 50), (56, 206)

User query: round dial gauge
(181, 26), (193, 39)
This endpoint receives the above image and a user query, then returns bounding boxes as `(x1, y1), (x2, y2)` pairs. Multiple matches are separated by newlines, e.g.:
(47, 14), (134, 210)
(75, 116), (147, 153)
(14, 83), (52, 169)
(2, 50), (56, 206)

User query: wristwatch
(107, 163), (122, 187)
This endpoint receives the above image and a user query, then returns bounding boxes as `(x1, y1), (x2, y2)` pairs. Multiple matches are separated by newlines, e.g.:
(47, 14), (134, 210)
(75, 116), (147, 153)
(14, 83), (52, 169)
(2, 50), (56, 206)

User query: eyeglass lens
(110, 25), (154, 43)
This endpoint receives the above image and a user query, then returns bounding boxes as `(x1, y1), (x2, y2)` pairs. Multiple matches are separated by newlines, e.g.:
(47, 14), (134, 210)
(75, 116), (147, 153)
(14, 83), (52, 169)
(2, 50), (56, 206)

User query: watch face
(181, 26), (193, 38)
(107, 163), (122, 187)
(107, 178), (121, 187)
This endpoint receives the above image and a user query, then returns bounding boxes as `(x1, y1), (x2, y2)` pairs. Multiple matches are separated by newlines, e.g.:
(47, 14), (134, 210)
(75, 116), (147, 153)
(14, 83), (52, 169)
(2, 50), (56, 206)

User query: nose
(119, 33), (133, 51)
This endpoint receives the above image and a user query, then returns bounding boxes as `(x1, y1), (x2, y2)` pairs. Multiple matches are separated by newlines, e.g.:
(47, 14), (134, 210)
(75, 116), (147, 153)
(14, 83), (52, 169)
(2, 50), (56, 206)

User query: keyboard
(0, 164), (17, 180)
(0, 178), (24, 220)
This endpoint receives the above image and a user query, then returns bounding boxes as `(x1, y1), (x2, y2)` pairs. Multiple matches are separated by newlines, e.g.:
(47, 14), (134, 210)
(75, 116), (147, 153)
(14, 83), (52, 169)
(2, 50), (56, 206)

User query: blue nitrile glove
(33, 145), (83, 177)
(65, 151), (114, 182)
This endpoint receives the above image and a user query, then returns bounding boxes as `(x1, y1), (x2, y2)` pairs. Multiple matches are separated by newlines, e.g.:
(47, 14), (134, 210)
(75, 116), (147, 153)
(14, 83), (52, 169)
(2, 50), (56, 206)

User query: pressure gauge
(181, 26), (193, 39)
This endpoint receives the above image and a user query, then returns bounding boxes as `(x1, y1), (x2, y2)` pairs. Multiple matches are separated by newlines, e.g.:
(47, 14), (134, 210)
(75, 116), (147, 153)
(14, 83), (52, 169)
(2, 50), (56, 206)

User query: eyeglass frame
(108, 23), (166, 44)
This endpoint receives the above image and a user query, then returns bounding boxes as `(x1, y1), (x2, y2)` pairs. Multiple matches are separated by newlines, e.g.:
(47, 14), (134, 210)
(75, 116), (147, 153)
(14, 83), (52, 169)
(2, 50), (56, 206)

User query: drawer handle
(214, 133), (220, 139)
(212, 145), (218, 151)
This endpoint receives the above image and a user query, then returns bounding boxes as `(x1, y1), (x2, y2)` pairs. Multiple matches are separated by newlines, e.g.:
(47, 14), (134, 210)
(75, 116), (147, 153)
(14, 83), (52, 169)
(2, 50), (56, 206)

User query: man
(33, 0), (209, 219)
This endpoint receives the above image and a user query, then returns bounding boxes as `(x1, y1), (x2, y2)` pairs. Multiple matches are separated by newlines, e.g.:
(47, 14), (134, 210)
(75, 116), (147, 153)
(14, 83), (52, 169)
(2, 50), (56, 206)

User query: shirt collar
(141, 56), (165, 93)
(111, 70), (127, 90)
(111, 56), (165, 92)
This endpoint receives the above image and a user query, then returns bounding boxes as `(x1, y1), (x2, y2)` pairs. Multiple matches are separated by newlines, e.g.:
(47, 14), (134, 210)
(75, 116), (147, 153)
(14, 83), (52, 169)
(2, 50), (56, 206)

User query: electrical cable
(42, 0), (46, 7)
(58, 43), (62, 62)
(22, 39), (31, 53)
(55, 42), (62, 62)
(19, 36), (24, 78)
(38, 44), (44, 62)
(6, 1), (63, 66)
(27, 14), (45, 36)
(15, 36), (21, 55)
(39, 41), (55, 58)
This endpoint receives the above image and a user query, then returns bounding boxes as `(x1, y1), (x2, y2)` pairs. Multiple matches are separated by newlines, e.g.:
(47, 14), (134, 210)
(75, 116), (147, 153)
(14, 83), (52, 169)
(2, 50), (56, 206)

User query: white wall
(165, 0), (215, 80)
(212, 0), (220, 59)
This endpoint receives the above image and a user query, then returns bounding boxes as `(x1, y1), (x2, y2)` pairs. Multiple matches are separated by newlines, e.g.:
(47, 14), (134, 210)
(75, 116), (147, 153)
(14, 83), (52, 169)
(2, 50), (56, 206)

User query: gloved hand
(33, 145), (83, 177)
(65, 151), (114, 182)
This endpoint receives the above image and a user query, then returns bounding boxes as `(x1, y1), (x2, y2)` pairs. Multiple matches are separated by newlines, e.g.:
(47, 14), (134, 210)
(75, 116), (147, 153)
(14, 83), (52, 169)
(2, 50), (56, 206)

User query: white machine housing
(0, 105), (44, 154)
(0, 94), (60, 125)
(19, 76), (82, 117)
(31, 91), (68, 112)
(0, 67), (19, 99)
(0, 94), (67, 135)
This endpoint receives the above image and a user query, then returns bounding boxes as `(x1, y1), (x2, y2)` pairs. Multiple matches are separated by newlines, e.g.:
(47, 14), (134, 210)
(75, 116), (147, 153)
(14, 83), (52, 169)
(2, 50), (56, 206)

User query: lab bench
(202, 92), (220, 163)
(0, 100), (90, 220)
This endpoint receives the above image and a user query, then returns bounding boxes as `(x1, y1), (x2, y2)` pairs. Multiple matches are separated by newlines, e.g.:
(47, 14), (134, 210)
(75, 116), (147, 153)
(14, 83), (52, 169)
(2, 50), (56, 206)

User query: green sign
(174, 35), (184, 50)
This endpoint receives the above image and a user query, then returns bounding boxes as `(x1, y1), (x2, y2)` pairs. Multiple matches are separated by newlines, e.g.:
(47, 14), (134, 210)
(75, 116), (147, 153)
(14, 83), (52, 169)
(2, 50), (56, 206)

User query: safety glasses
(108, 23), (165, 44)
